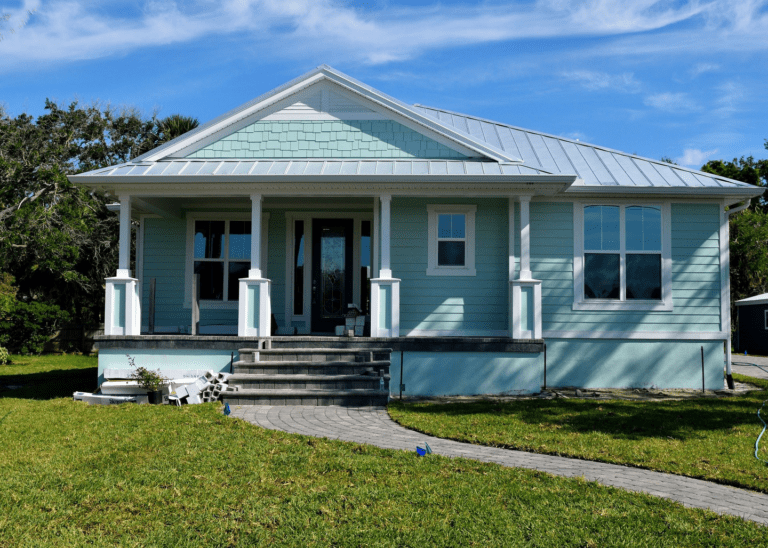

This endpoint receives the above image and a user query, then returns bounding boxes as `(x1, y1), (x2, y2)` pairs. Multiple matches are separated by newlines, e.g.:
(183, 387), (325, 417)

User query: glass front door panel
(311, 219), (353, 333)
(320, 227), (346, 318)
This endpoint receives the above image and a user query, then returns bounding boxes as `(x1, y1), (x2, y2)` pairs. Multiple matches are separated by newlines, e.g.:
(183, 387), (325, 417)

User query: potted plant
(128, 355), (168, 404)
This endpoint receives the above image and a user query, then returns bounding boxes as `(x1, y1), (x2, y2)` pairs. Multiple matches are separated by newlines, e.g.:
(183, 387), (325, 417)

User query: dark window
(194, 261), (224, 300)
(584, 253), (620, 299)
(293, 221), (304, 315)
(227, 262), (249, 301)
(626, 254), (661, 300)
(438, 241), (466, 266)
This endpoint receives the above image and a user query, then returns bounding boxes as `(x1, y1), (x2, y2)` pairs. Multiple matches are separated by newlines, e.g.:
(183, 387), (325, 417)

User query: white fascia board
(139, 73), (328, 162)
(318, 69), (522, 164)
(72, 179), (576, 198)
(72, 174), (576, 191)
(140, 67), (520, 165)
(564, 185), (762, 203)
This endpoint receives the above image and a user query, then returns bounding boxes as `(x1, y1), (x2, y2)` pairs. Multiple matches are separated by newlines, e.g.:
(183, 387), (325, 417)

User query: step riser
(235, 380), (388, 390)
(222, 395), (388, 406)
(238, 352), (390, 363)
(233, 365), (384, 376)
(231, 345), (392, 407)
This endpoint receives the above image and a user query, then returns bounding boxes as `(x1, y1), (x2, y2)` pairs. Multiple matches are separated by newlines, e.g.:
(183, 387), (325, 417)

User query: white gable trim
(170, 80), (480, 159)
(141, 67), (521, 164)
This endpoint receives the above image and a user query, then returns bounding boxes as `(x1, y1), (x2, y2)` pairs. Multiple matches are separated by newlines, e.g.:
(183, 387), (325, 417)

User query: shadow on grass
(391, 394), (768, 442)
(0, 367), (98, 400)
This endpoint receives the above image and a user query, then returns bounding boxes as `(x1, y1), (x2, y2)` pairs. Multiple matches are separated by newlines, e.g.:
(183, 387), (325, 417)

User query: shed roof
(735, 294), (768, 307)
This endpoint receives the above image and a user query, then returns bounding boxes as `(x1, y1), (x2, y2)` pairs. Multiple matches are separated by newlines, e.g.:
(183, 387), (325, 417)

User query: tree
(701, 140), (768, 332)
(0, 101), (197, 330)
(701, 144), (768, 211)
(156, 114), (199, 144)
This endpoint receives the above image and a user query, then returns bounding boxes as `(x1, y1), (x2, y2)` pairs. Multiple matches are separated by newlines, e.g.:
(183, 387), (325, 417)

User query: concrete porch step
(221, 388), (388, 406)
(237, 348), (392, 363)
(232, 360), (390, 375)
(230, 373), (389, 390)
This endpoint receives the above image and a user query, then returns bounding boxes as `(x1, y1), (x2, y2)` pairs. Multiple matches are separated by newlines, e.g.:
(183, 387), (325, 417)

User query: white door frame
(284, 211), (374, 334)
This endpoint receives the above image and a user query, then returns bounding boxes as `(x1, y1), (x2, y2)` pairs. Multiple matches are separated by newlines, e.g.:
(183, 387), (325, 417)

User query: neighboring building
(735, 294), (768, 356)
(70, 66), (762, 397)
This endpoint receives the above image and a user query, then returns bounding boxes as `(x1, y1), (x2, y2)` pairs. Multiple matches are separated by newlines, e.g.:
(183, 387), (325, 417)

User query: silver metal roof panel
(304, 162), (324, 175)
(394, 161), (411, 175)
(375, 161), (394, 175)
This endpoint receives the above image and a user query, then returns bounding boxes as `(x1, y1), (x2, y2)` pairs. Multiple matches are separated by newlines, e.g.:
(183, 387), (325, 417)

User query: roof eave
(565, 185), (761, 204)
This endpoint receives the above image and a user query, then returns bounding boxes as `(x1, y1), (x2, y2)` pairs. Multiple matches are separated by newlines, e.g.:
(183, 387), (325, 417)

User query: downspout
(724, 199), (750, 389)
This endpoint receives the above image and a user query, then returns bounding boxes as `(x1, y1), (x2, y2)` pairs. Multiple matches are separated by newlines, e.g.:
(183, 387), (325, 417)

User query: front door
(311, 219), (354, 333)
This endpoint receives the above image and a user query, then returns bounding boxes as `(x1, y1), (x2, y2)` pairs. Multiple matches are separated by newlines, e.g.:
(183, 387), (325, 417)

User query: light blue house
(71, 66), (762, 398)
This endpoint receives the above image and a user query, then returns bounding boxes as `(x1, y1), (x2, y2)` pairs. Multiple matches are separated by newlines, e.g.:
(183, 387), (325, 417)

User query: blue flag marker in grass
(224, 403), (231, 416)
(416, 442), (433, 456)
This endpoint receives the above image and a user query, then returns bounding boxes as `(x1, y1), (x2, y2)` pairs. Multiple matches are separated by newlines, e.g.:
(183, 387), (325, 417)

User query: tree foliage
(701, 140), (768, 331)
(0, 101), (197, 333)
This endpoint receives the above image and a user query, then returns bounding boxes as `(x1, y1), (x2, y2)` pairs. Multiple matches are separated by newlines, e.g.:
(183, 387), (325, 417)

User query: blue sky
(1, 0), (767, 168)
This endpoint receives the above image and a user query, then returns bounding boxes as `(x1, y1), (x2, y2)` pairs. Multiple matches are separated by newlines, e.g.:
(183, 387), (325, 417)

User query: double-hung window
(574, 203), (671, 311)
(193, 220), (251, 302)
(426, 205), (476, 276)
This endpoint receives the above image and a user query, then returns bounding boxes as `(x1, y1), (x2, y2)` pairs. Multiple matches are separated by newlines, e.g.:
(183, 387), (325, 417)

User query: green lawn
(1, 356), (766, 546)
(389, 375), (768, 495)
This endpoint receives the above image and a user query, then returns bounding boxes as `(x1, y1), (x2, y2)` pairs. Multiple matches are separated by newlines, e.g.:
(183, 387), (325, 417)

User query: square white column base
(370, 278), (400, 338)
(105, 276), (141, 336)
(238, 278), (271, 337)
(510, 279), (542, 340)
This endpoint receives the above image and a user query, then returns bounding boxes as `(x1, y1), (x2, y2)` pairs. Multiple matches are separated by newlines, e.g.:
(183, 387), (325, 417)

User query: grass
(1, 356), (766, 545)
(389, 376), (768, 495)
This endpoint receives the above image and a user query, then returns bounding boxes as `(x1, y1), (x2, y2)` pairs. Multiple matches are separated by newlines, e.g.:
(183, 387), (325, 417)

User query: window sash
(193, 220), (252, 302)
(583, 204), (662, 303)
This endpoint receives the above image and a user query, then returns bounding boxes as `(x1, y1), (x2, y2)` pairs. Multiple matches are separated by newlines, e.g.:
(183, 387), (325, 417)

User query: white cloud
(643, 92), (699, 112)
(690, 63), (720, 76)
(561, 70), (640, 92)
(676, 148), (719, 167)
(713, 81), (746, 117)
(0, 0), (763, 71)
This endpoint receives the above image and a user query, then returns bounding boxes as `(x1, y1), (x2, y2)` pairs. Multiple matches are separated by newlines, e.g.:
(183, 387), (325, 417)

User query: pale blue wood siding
(534, 202), (721, 333)
(186, 120), (468, 159)
(392, 198), (508, 334)
(141, 217), (188, 331)
(141, 212), (287, 332)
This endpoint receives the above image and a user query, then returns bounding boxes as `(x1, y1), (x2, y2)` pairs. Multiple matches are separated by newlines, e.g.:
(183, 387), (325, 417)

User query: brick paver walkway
(230, 405), (768, 526)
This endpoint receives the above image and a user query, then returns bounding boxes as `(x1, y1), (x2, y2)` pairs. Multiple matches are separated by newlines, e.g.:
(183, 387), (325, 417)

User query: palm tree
(157, 114), (199, 144)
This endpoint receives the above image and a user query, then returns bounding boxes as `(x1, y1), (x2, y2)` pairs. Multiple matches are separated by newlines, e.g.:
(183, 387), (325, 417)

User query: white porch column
(105, 195), (141, 335)
(519, 195), (531, 281)
(117, 195), (132, 278)
(238, 194), (271, 337)
(370, 194), (400, 337)
(510, 195), (542, 339)
(379, 194), (392, 279)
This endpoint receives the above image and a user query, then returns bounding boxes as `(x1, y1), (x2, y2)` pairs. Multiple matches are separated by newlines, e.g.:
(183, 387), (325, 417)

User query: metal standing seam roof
(735, 294), (768, 306)
(79, 159), (550, 179)
(412, 105), (756, 191)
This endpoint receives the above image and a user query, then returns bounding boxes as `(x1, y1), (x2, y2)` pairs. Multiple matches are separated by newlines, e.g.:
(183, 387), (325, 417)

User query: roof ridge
(413, 104), (750, 187)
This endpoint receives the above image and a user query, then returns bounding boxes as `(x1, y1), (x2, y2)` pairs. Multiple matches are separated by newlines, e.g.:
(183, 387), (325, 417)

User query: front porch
(104, 193), (546, 341)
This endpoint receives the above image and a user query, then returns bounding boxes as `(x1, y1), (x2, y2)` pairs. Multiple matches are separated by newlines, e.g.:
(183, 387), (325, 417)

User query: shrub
(128, 355), (167, 392)
(0, 346), (9, 365)
(0, 300), (70, 354)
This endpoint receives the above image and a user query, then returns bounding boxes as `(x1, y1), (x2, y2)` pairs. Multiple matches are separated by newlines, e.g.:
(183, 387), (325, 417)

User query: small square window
(427, 205), (476, 276)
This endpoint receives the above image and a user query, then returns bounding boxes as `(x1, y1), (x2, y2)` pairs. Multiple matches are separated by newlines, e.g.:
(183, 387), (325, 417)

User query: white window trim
(764, 309), (768, 330)
(426, 204), (477, 276)
(573, 202), (672, 311)
(184, 212), (269, 310)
